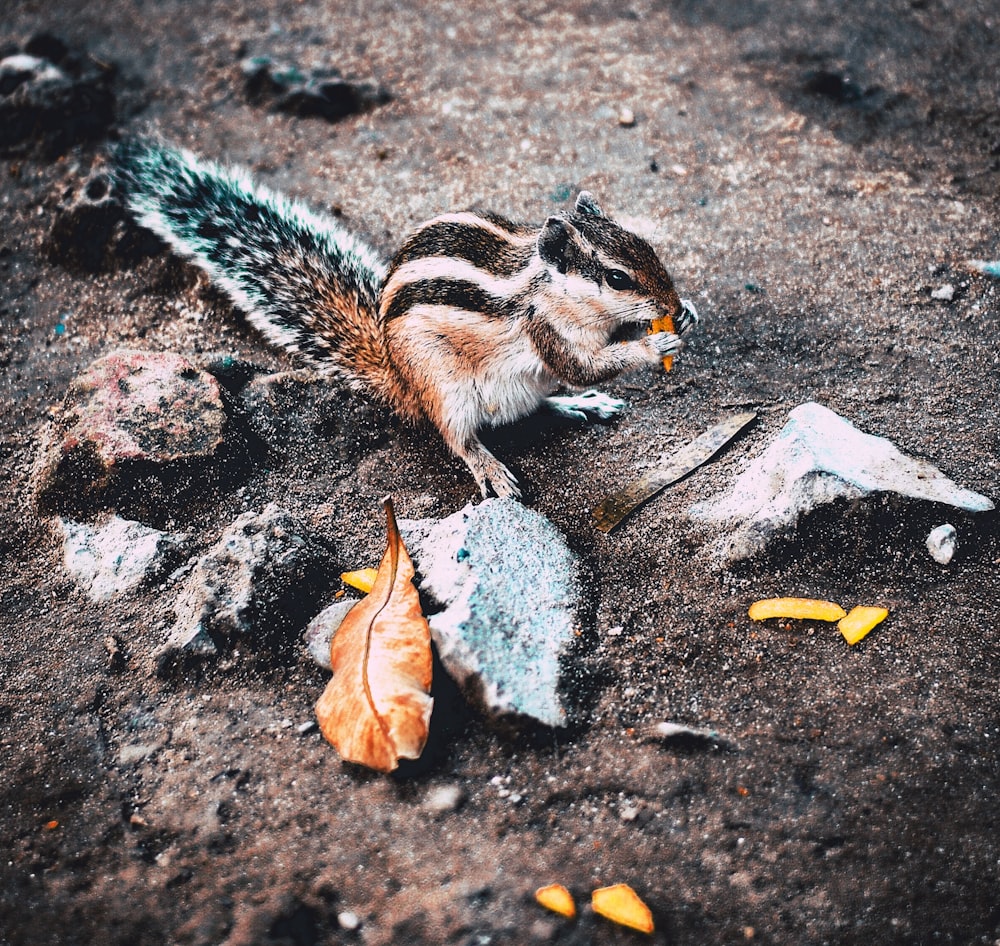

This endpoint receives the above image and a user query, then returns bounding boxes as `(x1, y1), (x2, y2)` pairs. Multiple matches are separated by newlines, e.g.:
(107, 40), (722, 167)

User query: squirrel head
(536, 193), (682, 324)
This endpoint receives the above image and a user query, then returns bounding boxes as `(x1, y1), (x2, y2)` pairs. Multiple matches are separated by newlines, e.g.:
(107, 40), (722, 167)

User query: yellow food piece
(534, 884), (576, 918)
(591, 883), (654, 934)
(748, 597), (847, 622)
(649, 314), (675, 371)
(838, 606), (889, 645)
(340, 568), (378, 594)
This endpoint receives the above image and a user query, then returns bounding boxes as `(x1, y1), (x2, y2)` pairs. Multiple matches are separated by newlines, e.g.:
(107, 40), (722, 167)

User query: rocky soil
(1, 2), (999, 945)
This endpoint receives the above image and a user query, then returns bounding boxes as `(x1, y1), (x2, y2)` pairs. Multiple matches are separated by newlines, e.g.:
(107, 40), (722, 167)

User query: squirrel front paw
(675, 298), (699, 335)
(647, 331), (684, 360)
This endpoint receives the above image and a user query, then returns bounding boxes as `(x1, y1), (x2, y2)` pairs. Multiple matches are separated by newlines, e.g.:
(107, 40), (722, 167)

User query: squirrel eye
(605, 268), (636, 291)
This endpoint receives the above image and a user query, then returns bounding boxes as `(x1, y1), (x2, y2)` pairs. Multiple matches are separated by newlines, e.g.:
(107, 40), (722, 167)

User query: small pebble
(529, 918), (560, 941)
(617, 106), (636, 127)
(337, 911), (361, 931)
(930, 283), (955, 301)
(926, 523), (958, 565)
(296, 720), (318, 735)
(423, 783), (466, 815)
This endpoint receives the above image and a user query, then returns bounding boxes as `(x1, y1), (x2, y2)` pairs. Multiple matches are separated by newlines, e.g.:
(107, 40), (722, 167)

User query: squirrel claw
(483, 466), (522, 500)
(463, 442), (522, 500)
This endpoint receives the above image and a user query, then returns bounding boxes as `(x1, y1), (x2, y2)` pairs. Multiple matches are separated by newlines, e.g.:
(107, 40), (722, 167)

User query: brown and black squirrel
(114, 140), (698, 498)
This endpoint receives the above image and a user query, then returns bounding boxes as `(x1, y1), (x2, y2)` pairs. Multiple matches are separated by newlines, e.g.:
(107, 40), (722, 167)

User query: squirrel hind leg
(453, 435), (522, 500)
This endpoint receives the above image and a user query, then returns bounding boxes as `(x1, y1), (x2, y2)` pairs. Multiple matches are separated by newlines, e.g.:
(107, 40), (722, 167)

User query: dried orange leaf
(838, 605), (888, 645)
(315, 498), (433, 773)
(649, 313), (676, 371)
(592, 884), (654, 933)
(748, 597), (847, 622)
(535, 884), (576, 918)
(340, 567), (378, 594)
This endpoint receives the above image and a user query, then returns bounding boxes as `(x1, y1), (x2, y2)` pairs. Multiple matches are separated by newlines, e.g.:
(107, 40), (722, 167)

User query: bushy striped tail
(113, 138), (396, 396)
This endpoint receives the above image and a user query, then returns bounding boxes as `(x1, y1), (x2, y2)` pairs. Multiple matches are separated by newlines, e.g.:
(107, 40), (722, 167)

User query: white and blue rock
(689, 402), (994, 562)
(59, 514), (189, 602)
(401, 499), (580, 729)
(308, 499), (581, 728)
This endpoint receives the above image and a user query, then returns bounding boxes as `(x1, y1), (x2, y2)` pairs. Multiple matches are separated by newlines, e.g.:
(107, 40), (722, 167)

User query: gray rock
(302, 598), (357, 671)
(117, 742), (163, 766)
(59, 514), (189, 602)
(0, 40), (116, 156)
(157, 504), (332, 672)
(926, 523), (958, 565)
(336, 911), (361, 932)
(401, 499), (581, 729)
(241, 55), (390, 122)
(690, 402), (994, 562)
(33, 349), (228, 515)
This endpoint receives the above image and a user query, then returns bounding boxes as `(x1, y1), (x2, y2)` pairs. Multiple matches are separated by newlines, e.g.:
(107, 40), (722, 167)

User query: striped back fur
(379, 211), (543, 325)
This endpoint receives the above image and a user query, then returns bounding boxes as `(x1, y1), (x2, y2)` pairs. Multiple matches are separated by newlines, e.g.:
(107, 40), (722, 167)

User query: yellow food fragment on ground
(592, 883), (654, 934)
(534, 884), (576, 918)
(748, 597), (847, 622)
(838, 606), (889, 645)
(340, 568), (378, 594)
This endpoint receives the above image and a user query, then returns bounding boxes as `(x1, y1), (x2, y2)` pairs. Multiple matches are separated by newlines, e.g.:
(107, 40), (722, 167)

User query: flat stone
(117, 742), (162, 766)
(59, 514), (189, 602)
(689, 402), (994, 562)
(401, 499), (581, 729)
(33, 349), (228, 515)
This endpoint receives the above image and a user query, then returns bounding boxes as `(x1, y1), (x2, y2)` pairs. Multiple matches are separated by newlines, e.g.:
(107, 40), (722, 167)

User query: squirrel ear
(537, 217), (577, 273)
(575, 191), (604, 217)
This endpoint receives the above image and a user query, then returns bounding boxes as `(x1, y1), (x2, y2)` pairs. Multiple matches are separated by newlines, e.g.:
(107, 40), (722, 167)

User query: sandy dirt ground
(1, 2), (998, 944)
